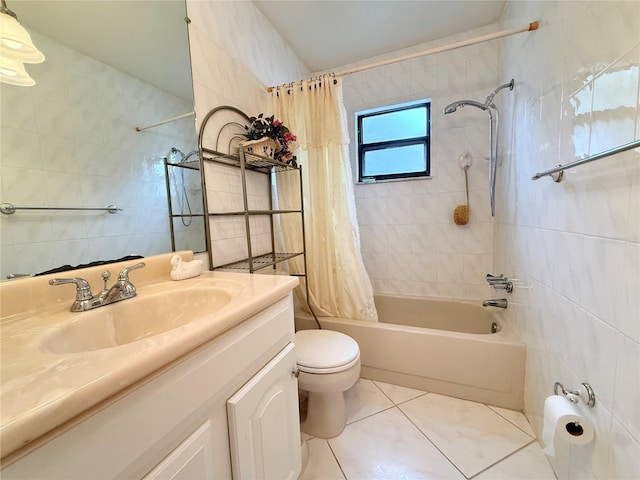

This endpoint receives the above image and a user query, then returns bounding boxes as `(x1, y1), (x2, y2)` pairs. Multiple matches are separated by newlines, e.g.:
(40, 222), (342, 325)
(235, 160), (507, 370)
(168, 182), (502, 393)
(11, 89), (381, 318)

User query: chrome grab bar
(1, 203), (122, 215)
(532, 139), (640, 182)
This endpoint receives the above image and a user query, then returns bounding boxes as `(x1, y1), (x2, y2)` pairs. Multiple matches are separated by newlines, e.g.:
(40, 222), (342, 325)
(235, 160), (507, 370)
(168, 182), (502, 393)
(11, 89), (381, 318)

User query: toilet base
(300, 391), (347, 439)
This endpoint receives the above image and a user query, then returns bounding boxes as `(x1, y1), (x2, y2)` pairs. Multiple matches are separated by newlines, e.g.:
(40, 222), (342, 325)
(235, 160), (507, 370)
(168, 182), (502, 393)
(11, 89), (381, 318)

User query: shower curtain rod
(267, 21), (538, 92)
(135, 111), (195, 132)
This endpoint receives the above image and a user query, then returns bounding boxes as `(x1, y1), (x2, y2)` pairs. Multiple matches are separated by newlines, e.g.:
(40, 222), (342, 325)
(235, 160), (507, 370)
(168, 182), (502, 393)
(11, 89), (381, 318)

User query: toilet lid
(295, 330), (360, 370)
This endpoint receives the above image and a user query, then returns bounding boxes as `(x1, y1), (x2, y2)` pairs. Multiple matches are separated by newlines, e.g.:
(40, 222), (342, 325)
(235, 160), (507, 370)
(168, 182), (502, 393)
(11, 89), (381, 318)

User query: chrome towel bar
(532, 139), (640, 182)
(0, 203), (123, 215)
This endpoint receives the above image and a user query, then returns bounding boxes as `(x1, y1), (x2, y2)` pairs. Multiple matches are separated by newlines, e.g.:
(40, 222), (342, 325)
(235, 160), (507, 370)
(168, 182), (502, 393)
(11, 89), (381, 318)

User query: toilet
(295, 329), (361, 439)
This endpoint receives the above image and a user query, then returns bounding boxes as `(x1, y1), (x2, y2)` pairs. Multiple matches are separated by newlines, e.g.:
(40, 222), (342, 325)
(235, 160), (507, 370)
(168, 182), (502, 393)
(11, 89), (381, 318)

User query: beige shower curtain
(272, 78), (377, 321)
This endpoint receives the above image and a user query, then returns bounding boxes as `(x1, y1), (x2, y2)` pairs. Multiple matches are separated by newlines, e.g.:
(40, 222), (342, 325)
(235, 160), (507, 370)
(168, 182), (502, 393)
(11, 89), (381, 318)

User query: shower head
(168, 147), (199, 164)
(169, 147), (185, 162)
(443, 99), (486, 114)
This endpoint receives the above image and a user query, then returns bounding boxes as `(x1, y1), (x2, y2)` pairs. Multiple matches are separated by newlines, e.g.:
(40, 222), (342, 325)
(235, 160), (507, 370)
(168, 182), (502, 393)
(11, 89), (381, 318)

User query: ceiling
(10, 1), (193, 101)
(10, 1), (506, 99)
(254, 0), (507, 72)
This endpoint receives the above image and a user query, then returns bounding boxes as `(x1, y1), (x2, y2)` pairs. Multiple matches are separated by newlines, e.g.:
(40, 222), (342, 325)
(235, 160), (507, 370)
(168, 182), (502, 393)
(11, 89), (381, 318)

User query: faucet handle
(49, 277), (93, 301)
(486, 273), (505, 283)
(118, 262), (145, 281)
(492, 280), (514, 293)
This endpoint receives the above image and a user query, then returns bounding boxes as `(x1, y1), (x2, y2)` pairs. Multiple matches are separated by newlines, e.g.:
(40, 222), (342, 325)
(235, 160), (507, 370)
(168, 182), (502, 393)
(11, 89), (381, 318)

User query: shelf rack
(197, 105), (319, 327)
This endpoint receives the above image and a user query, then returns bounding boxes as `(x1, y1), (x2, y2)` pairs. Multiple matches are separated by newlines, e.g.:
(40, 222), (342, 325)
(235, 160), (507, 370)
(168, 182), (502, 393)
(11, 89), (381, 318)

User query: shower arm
(483, 80), (514, 109)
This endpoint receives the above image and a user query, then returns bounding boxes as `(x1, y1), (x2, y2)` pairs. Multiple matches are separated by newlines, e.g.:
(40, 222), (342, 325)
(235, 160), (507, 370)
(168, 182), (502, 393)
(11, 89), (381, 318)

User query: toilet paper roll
(542, 395), (595, 456)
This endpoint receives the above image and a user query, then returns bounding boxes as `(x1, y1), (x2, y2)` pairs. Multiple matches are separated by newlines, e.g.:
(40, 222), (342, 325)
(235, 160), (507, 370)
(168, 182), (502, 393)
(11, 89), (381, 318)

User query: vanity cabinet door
(227, 343), (301, 480)
(142, 421), (214, 480)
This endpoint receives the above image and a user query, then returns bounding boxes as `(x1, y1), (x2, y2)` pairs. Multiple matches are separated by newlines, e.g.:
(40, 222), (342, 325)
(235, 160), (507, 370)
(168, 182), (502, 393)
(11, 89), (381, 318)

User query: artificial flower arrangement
(243, 113), (297, 166)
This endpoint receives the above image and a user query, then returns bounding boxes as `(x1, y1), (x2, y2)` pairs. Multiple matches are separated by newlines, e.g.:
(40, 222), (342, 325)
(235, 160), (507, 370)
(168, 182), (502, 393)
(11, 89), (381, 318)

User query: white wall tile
(0, 127), (42, 169)
(613, 337), (640, 442)
(607, 419), (640, 480)
(0, 86), (37, 132)
(497, 2), (639, 478)
(344, 25), (498, 298)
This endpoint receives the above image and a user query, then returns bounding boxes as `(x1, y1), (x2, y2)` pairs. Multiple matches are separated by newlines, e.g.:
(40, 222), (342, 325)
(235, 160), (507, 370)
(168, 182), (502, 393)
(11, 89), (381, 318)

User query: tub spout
(482, 299), (508, 308)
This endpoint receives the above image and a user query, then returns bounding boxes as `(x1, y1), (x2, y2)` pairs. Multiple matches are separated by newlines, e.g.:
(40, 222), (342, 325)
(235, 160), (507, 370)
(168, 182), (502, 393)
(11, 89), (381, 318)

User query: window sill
(356, 176), (433, 185)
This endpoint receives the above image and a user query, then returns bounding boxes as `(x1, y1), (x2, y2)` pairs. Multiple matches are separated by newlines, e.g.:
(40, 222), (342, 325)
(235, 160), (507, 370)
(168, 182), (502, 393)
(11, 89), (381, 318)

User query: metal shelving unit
(198, 106), (319, 327)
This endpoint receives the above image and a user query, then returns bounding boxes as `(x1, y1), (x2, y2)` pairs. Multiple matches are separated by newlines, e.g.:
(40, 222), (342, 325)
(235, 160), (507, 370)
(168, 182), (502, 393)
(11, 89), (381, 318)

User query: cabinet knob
(292, 368), (300, 378)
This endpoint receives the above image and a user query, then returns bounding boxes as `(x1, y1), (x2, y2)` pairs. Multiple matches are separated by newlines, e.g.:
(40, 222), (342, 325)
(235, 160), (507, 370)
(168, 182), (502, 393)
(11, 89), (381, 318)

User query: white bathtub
(296, 294), (525, 410)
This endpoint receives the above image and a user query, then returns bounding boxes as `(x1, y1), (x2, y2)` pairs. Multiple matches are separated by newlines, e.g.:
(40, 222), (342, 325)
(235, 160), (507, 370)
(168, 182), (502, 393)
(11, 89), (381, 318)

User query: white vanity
(0, 252), (301, 479)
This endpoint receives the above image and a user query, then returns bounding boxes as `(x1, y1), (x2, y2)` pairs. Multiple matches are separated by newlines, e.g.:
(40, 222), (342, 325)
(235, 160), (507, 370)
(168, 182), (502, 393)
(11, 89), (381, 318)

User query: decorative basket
(240, 137), (281, 161)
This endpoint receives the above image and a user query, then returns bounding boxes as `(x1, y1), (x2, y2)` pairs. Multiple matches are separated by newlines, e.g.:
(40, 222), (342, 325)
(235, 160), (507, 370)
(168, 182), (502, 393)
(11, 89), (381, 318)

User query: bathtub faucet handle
(492, 280), (513, 293)
(486, 274), (513, 293)
(486, 273), (505, 283)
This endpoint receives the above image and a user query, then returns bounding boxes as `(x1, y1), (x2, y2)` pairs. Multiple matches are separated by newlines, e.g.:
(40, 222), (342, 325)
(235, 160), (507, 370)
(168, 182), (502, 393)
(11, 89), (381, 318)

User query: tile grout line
(466, 439), (537, 480)
(394, 391), (429, 406)
(395, 397), (471, 480)
(342, 379), (399, 426)
(370, 379), (430, 407)
(345, 404), (397, 426)
(339, 381), (544, 479)
(325, 439), (348, 480)
(347, 378), (431, 426)
(486, 405), (537, 439)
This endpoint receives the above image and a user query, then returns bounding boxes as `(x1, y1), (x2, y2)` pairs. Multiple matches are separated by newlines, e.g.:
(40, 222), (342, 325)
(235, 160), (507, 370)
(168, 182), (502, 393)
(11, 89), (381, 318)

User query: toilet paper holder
(554, 381), (596, 408)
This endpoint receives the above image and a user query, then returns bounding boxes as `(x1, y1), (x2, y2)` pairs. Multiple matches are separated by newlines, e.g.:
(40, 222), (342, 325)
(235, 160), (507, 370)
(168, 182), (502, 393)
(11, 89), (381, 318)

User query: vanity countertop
(0, 254), (298, 461)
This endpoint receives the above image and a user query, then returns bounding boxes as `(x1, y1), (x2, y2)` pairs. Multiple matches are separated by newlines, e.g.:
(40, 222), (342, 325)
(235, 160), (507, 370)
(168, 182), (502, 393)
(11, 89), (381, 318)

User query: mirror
(0, 0), (204, 280)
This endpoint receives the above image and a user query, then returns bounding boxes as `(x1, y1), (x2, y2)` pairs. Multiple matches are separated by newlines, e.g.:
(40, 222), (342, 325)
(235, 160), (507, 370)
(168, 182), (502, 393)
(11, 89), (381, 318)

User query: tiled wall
(495, 2), (639, 478)
(338, 25), (501, 300)
(0, 30), (197, 279)
(185, 0), (309, 268)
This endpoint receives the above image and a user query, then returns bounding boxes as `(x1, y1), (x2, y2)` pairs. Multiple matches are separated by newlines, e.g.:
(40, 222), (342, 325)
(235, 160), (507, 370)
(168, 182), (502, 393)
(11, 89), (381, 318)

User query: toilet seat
(295, 330), (360, 374)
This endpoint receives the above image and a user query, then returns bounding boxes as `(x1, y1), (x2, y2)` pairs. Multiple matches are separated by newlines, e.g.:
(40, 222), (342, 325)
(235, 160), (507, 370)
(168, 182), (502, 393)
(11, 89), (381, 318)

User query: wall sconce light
(0, 0), (44, 86)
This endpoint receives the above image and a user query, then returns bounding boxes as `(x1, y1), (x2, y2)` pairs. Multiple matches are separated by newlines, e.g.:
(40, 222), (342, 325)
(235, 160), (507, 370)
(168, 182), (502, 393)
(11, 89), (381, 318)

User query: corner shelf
(197, 105), (319, 327)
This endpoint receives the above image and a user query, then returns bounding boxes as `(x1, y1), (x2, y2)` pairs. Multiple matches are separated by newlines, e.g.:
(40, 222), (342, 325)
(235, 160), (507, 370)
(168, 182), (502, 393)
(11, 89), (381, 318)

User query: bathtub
(295, 294), (525, 410)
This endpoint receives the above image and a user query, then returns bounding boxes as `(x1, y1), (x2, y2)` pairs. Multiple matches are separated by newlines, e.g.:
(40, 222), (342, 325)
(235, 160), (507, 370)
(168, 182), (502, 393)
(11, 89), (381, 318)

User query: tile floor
(300, 379), (557, 480)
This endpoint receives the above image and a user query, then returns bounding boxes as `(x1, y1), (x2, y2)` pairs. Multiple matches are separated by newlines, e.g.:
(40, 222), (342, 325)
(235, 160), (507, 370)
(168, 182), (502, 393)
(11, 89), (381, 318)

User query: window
(356, 100), (431, 182)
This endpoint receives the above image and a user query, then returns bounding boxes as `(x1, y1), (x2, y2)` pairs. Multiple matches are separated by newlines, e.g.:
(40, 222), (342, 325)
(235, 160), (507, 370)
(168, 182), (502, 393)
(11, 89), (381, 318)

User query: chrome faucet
(482, 299), (508, 308)
(49, 262), (145, 312)
(103, 262), (145, 304)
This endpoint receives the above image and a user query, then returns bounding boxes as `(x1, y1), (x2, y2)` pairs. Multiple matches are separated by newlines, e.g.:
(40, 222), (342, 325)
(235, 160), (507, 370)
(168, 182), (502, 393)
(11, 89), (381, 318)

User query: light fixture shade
(0, 12), (44, 63)
(0, 55), (35, 86)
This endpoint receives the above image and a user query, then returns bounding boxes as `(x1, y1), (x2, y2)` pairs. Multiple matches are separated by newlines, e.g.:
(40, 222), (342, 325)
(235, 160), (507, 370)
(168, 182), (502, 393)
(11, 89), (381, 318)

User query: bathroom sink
(40, 284), (235, 354)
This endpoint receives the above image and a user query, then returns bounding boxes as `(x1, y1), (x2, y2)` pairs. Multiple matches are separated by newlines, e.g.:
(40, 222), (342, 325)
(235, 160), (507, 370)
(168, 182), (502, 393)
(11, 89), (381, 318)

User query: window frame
(356, 100), (431, 183)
